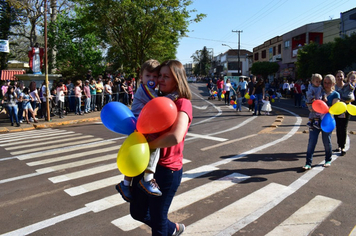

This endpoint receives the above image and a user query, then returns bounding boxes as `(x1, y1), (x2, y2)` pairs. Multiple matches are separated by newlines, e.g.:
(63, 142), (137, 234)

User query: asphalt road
(0, 82), (356, 236)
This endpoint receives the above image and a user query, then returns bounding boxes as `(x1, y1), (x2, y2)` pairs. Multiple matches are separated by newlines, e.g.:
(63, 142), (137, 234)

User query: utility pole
(232, 30), (243, 75)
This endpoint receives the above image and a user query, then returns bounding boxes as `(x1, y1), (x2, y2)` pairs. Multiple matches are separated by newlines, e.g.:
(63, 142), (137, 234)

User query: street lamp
(222, 44), (233, 49)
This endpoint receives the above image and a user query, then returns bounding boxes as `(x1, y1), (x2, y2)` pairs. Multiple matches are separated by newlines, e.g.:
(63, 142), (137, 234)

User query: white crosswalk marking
(0, 130), (72, 143)
(5, 135), (95, 150)
(184, 183), (286, 235)
(27, 145), (119, 166)
(10, 138), (103, 155)
(0, 133), (82, 147)
(265, 195), (341, 236)
(17, 140), (116, 160)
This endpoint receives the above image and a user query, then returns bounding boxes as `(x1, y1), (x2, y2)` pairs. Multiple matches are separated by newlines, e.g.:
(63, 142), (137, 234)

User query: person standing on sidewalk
(74, 80), (83, 115)
(96, 77), (104, 111)
(83, 80), (91, 113)
(15, 81), (24, 123)
(89, 79), (96, 112)
(4, 86), (20, 127)
(56, 82), (65, 118)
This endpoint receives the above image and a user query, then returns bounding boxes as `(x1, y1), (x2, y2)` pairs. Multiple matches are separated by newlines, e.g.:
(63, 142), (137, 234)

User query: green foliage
(48, 11), (104, 79)
(0, 0), (21, 70)
(191, 46), (211, 76)
(251, 61), (279, 79)
(297, 34), (356, 78)
(74, 0), (205, 74)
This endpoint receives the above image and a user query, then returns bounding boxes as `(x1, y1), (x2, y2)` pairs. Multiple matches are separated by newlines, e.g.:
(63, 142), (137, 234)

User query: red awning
(1, 70), (26, 81)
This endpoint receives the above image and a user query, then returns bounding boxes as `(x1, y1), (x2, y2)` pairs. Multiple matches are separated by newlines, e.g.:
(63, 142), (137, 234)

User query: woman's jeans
(294, 93), (302, 107)
(75, 97), (82, 114)
(305, 127), (332, 166)
(254, 93), (263, 114)
(130, 165), (182, 236)
(7, 105), (19, 124)
(105, 94), (112, 104)
(334, 112), (350, 149)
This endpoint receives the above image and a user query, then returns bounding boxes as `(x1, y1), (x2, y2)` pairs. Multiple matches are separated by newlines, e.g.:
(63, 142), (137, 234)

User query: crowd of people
(207, 71), (355, 169)
(0, 72), (138, 126)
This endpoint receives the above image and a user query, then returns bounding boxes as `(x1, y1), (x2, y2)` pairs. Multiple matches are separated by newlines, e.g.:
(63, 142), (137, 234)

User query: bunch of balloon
(100, 98), (178, 177)
(312, 100), (353, 132)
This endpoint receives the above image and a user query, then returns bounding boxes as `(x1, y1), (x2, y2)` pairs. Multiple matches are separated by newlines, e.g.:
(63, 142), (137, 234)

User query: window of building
(284, 40), (290, 48)
(273, 46), (276, 55)
(262, 50), (266, 58)
(254, 52), (259, 61)
(278, 44), (281, 54)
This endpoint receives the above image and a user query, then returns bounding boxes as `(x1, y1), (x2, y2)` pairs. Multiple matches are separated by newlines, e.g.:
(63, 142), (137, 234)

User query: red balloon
(137, 97), (178, 134)
(230, 100), (235, 105)
(222, 90), (226, 94)
(312, 100), (329, 114)
(248, 99), (253, 105)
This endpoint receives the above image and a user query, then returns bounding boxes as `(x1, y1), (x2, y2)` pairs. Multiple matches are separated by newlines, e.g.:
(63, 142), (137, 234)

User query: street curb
(0, 117), (101, 133)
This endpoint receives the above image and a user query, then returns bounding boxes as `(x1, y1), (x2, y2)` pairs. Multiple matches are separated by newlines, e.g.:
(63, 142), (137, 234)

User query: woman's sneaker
(138, 178), (162, 196)
(173, 223), (185, 236)
(115, 181), (132, 202)
(302, 165), (311, 170)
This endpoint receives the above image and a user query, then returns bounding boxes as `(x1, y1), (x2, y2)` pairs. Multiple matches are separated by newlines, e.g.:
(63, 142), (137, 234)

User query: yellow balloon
(244, 93), (250, 99)
(329, 102), (347, 115)
(271, 98), (275, 103)
(117, 132), (150, 177)
(347, 103), (356, 116)
(221, 94), (225, 99)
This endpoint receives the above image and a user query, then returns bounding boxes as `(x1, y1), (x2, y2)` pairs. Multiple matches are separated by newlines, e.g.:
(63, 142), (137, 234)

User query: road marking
(0, 133), (82, 147)
(36, 153), (117, 174)
(27, 145), (119, 166)
(186, 133), (228, 141)
(192, 105), (208, 110)
(17, 140), (117, 160)
(10, 138), (103, 155)
(0, 207), (91, 236)
(0, 130), (72, 143)
(112, 172), (250, 231)
(265, 195), (341, 236)
(201, 134), (257, 151)
(48, 163), (117, 183)
(0, 128), (54, 139)
(0, 172), (42, 184)
(185, 183), (286, 235)
(5, 135), (95, 150)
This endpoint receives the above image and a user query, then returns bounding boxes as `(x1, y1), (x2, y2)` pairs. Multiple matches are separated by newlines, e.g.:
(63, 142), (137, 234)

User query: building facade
(213, 49), (252, 77)
(340, 7), (356, 37)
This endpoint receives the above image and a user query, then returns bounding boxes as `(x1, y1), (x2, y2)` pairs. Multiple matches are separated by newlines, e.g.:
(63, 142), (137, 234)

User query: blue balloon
(272, 95), (276, 99)
(321, 113), (336, 133)
(250, 95), (255, 100)
(100, 102), (137, 135)
(233, 104), (237, 109)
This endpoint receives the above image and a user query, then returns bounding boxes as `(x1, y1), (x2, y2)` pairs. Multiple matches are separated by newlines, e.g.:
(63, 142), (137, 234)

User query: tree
(251, 61), (279, 79)
(191, 46), (211, 76)
(0, 0), (21, 70)
(48, 10), (104, 78)
(75, 0), (205, 77)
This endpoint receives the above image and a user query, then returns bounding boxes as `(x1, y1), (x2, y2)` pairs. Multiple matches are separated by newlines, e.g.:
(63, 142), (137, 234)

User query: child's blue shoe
(138, 178), (162, 196)
(116, 181), (132, 202)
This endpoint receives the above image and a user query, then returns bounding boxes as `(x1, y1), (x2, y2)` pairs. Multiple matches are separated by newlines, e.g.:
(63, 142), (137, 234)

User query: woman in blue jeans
(303, 74), (340, 170)
(129, 60), (193, 236)
(4, 86), (20, 127)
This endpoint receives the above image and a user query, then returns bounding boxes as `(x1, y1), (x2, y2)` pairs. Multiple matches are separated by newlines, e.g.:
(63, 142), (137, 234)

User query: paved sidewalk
(0, 111), (101, 133)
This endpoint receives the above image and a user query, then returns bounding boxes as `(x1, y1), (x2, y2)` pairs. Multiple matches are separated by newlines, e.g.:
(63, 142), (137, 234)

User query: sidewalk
(0, 111), (101, 133)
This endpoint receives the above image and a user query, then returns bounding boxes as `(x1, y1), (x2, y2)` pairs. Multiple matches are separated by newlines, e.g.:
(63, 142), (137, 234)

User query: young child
(306, 73), (324, 129)
(261, 96), (272, 115)
(276, 90), (282, 102)
(339, 71), (356, 103)
(235, 92), (243, 112)
(116, 59), (178, 202)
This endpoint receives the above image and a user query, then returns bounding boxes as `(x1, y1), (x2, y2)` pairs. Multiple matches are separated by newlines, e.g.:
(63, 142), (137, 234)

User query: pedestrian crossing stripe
(0, 133), (82, 147)
(10, 138), (104, 155)
(265, 195), (341, 236)
(0, 129), (72, 143)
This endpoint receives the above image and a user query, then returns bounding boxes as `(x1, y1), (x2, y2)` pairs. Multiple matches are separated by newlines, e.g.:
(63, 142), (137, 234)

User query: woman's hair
(336, 70), (345, 77)
(75, 80), (82, 86)
(311, 73), (322, 82)
(346, 71), (356, 82)
(57, 81), (63, 87)
(159, 60), (192, 100)
(6, 86), (14, 95)
(29, 81), (36, 92)
(23, 87), (29, 94)
(323, 74), (336, 90)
